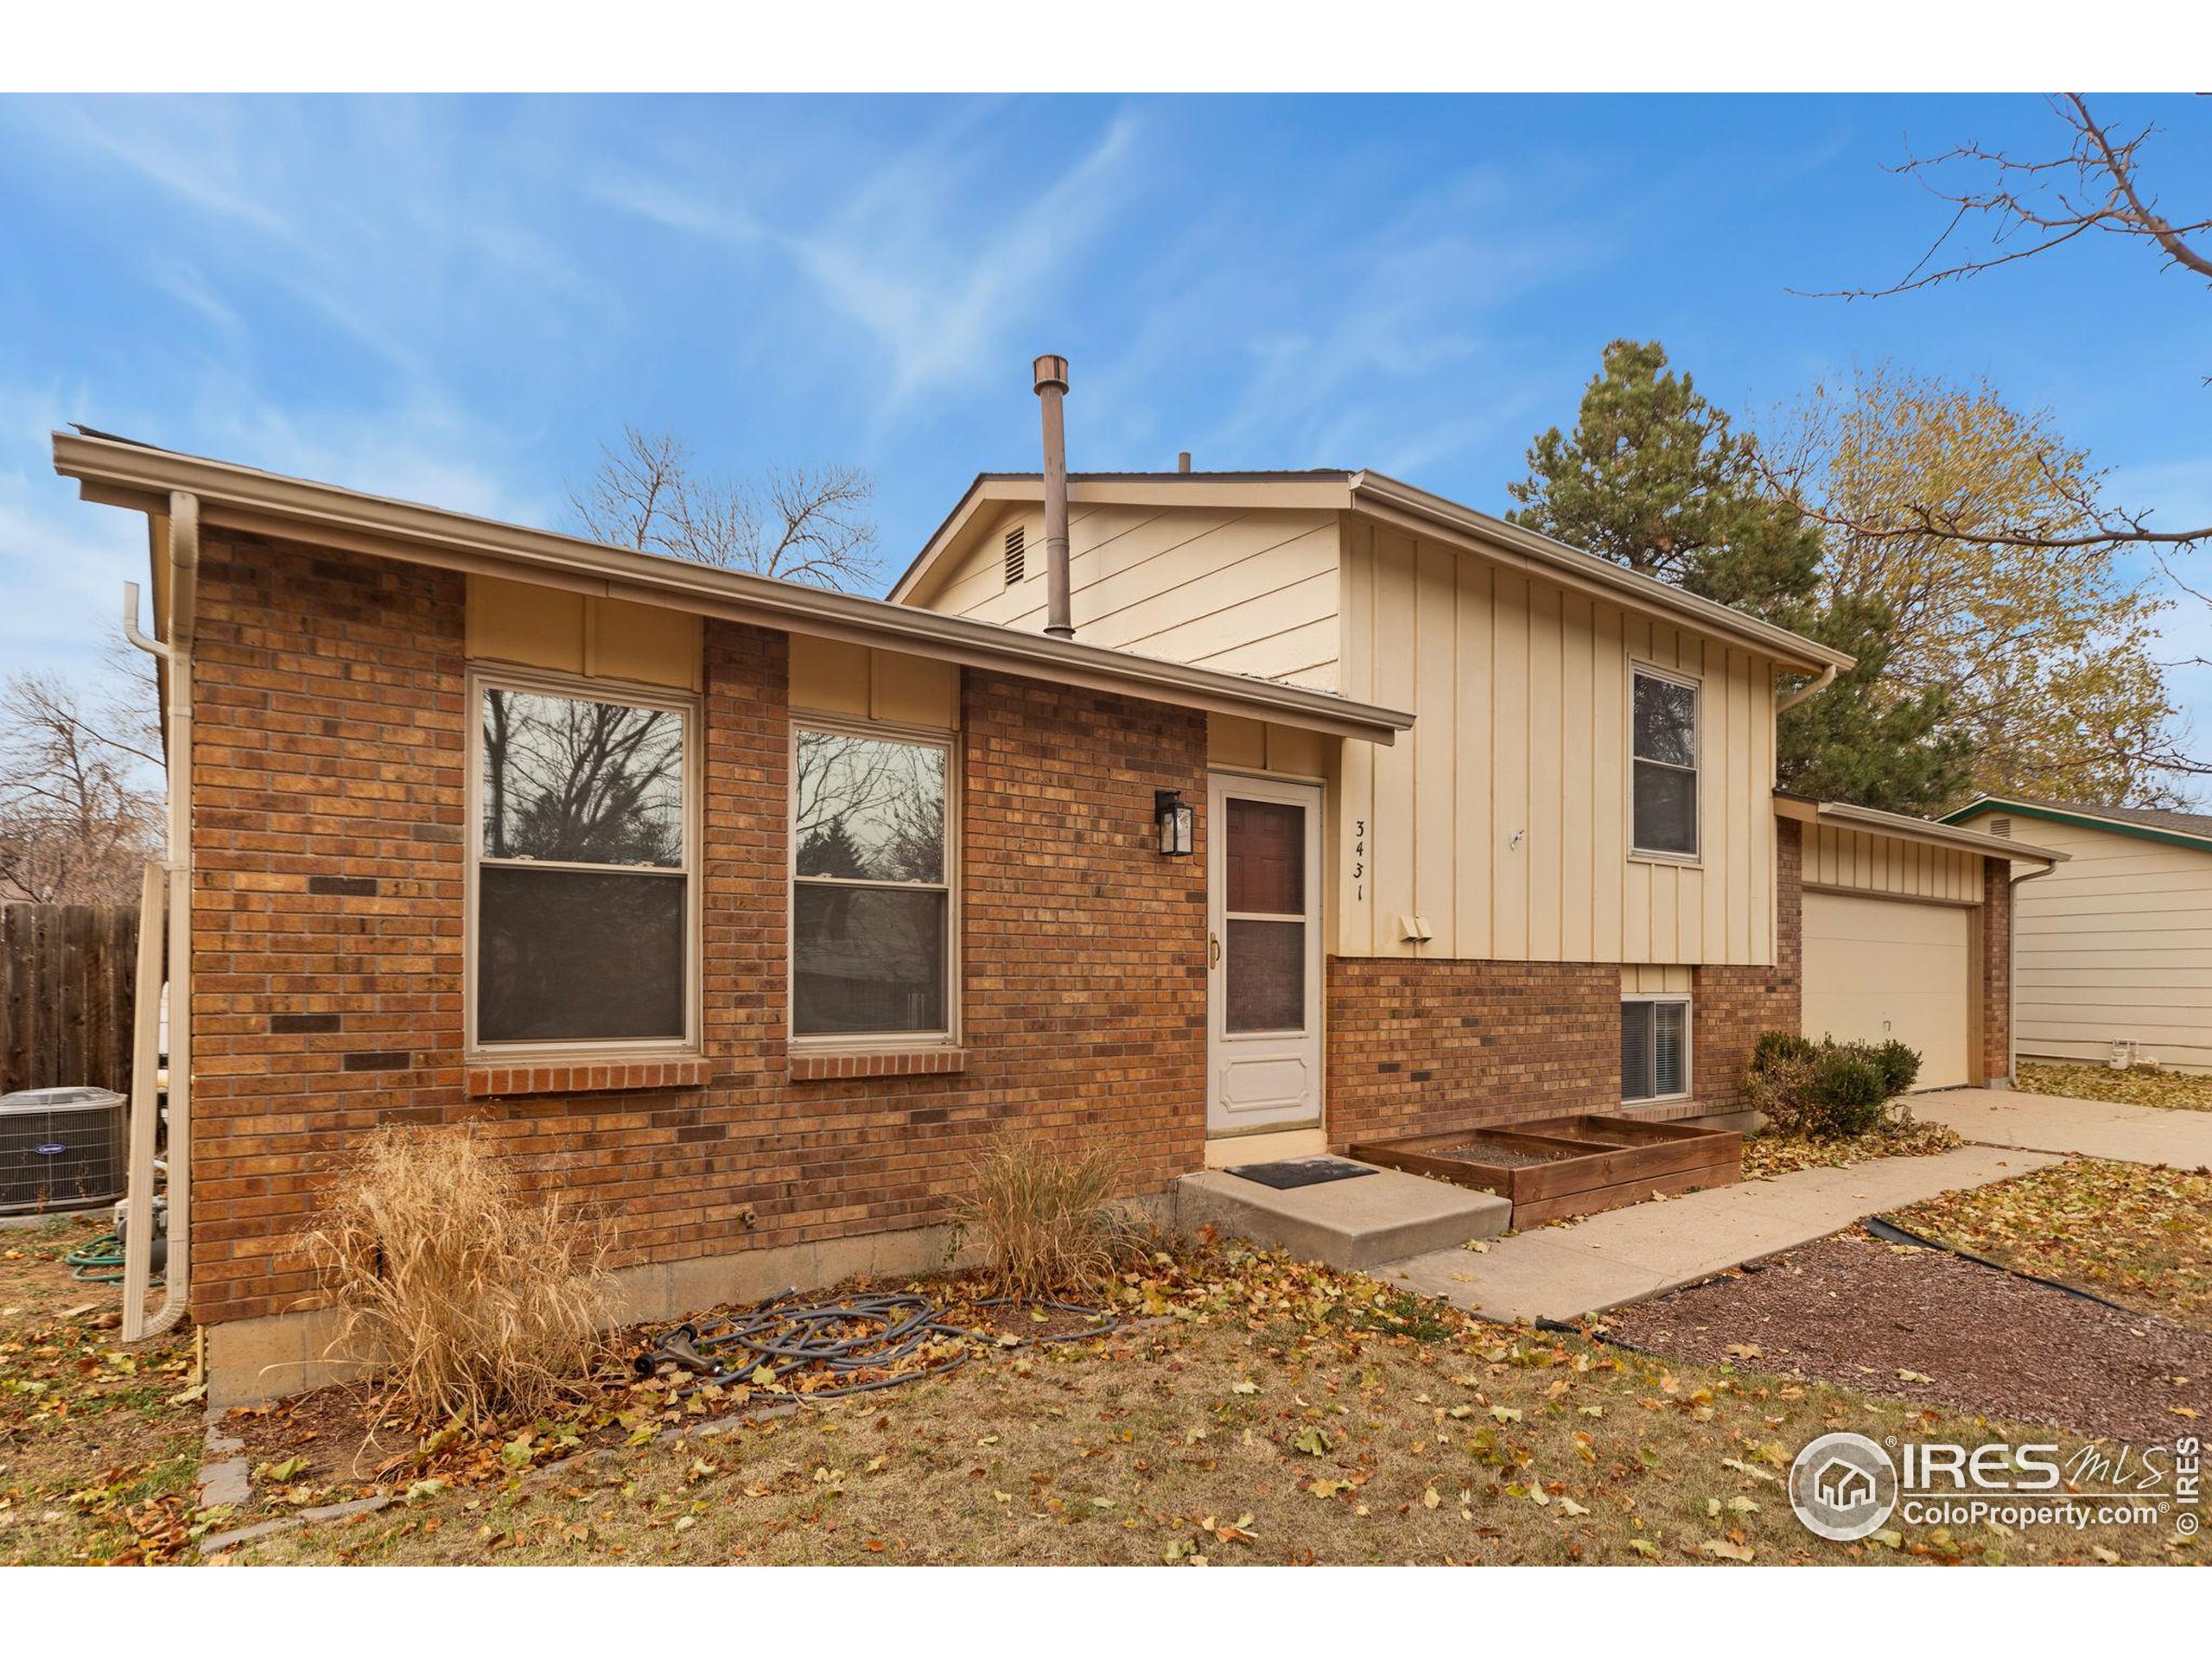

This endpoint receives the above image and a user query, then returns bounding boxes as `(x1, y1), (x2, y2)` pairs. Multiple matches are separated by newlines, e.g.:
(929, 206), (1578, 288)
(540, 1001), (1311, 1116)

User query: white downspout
(119, 492), (197, 1341)
(1776, 662), (1839, 714)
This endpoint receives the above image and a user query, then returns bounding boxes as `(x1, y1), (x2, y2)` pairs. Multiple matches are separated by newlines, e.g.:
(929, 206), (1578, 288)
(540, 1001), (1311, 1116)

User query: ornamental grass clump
(950, 1130), (1141, 1303)
(305, 1126), (611, 1422)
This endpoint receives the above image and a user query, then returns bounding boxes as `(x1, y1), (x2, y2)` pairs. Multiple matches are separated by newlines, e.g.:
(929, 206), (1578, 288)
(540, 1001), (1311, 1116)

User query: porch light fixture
(1154, 789), (1194, 857)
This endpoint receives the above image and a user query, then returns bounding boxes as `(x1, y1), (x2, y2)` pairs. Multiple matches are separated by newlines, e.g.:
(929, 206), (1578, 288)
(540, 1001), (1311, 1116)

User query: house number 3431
(1352, 818), (1366, 901)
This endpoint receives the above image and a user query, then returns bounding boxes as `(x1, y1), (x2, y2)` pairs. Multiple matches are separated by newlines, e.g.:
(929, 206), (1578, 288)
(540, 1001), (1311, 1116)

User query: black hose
(633, 1288), (1121, 1402)
(1861, 1216), (2139, 1313)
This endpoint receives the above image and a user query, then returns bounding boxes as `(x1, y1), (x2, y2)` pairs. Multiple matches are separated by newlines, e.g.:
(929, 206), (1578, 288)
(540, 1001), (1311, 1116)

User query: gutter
(1775, 663), (1837, 713)
(120, 492), (197, 1341)
(53, 431), (1412, 748)
(1348, 470), (1856, 677)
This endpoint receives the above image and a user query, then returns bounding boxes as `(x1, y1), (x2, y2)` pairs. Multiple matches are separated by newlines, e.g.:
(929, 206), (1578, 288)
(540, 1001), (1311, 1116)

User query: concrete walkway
(1382, 1143), (2060, 1325)
(1909, 1086), (2212, 1168)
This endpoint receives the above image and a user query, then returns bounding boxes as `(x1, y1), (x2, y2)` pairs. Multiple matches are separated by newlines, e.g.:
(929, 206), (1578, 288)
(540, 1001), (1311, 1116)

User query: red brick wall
(188, 533), (1207, 1326)
(1689, 817), (1803, 1115)
(1980, 856), (2012, 1083)
(1326, 821), (1808, 1141)
(1325, 959), (1621, 1146)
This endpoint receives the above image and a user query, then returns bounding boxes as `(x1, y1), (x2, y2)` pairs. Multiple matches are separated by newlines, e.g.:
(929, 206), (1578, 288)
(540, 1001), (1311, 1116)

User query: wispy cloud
(590, 105), (1146, 418)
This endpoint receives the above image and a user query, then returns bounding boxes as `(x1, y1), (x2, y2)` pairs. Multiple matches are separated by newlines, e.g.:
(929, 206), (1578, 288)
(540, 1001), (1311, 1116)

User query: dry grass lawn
(7, 1231), (2201, 1567)
(1892, 1158), (2212, 1333)
(0, 1215), (200, 1564)
(2018, 1063), (2212, 1115)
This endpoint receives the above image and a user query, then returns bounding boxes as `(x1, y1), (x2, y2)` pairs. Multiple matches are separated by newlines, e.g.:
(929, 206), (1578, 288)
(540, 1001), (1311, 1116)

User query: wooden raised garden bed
(1345, 1113), (1742, 1226)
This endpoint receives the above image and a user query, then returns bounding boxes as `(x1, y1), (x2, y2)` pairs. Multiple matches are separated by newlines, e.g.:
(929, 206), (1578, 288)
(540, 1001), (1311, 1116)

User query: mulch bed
(1601, 1228), (2212, 1445)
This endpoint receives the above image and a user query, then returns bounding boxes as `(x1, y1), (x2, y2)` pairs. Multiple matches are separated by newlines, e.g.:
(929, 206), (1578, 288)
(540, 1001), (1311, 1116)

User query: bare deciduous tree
(0, 660), (164, 905)
(1803, 93), (2210, 553)
(568, 425), (880, 592)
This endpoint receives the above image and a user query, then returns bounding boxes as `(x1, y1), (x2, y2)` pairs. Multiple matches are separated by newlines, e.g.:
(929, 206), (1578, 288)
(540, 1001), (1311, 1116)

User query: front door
(1207, 774), (1324, 1135)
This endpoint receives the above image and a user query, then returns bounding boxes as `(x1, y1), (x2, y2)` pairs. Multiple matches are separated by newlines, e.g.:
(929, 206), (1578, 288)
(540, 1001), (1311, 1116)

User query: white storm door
(1207, 774), (1323, 1135)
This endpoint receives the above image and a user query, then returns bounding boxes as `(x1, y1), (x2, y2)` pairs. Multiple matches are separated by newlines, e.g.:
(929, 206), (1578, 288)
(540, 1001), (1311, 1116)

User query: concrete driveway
(1910, 1086), (2212, 1168)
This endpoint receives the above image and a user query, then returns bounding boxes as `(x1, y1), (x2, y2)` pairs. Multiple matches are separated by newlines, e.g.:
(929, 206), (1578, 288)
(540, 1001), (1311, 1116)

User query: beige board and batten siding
(1955, 810), (2212, 1072)
(467, 574), (702, 689)
(1801, 823), (1984, 906)
(1335, 518), (1780, 965)
(922, 501), (1343, 691)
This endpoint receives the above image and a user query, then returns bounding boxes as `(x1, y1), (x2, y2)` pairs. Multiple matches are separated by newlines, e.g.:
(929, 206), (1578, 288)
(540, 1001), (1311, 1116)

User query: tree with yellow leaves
(1760, 365), (2191, 805)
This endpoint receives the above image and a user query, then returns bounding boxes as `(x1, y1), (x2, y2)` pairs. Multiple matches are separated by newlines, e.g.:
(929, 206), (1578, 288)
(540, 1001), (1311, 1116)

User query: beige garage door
(1802, 893), (1973, 1089)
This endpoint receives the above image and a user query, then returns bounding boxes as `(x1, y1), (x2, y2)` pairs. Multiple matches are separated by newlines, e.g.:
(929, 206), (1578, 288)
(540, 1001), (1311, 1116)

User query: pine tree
(1510, 340), (1968, 816)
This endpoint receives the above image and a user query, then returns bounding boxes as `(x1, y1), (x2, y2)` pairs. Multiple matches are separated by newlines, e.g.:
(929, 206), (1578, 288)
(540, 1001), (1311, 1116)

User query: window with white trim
(791, 724), (953, 1039)
(1631, 668), (1699, 857)
(1621, 996), (1689, 1103)
(472, 675), (695, 1048)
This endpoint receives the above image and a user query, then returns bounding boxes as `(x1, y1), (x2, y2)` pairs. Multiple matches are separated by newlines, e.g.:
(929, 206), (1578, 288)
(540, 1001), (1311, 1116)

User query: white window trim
(462, 664), (702, 1061)
(1627, 661), (1702, 865)
(1621, 992), (1693, 1105)
(788, 714), (962, 1051)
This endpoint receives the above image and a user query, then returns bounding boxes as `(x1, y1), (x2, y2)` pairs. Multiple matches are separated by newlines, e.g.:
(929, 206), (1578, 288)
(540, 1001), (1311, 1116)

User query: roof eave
(1349, 472), (1854, 676)
(1942, 796), (2212, 858)
(1778, 794), (2067, 865)
(53, 432), (1414, 748)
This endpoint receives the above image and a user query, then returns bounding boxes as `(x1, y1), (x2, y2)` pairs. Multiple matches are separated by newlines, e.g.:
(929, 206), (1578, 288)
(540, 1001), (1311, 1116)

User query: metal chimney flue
(1033, 354), (1073, 639)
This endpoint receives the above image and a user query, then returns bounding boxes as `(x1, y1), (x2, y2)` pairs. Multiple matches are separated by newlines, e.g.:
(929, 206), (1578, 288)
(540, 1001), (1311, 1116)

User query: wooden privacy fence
(0, 903), (142, 1098)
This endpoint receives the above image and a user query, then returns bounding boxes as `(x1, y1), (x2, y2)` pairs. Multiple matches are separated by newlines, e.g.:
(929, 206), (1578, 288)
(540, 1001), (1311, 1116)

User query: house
(53, 389), (2056, 1404)
(891, 457), (2057, 1108)
(1941, 795), (2212, 1073)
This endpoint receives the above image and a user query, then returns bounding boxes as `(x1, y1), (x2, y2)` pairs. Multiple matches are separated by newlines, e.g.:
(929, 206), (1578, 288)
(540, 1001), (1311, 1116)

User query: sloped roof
(1942, 794), (2212, 855)
(50, 429), (1415, 747)
(891, 467), (1854, 676)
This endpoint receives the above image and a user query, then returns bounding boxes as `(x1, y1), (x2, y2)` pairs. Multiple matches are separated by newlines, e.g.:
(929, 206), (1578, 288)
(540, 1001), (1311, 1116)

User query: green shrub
(1806, 1047), (1891, 1138)
(1872, 1039), (1923, 1097)
(1750, 1030), (1818, 1072)
(1744, 1029), (1912, 1140)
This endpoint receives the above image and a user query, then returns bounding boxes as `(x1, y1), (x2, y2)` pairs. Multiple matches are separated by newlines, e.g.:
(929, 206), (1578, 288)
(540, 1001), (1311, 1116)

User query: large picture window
(791, 726), (952, 1039)
(1631, 668), (1700, 857)
(472, 677), (693, 1048)
(1621, 997), (1690, 1103)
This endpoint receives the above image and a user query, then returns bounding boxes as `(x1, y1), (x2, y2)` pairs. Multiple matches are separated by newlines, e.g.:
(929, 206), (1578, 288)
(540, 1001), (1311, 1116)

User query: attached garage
(1778, 797), (2063, 1093)
(1802, 892), (1974, 1088)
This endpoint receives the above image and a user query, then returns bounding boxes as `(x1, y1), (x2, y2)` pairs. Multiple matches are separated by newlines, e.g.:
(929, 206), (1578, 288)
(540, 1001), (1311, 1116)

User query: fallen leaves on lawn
(1741, 1118), (1963, 1180)
(2018, 1064), (2212, 1116)
(1893, 1157), (2212, 1332)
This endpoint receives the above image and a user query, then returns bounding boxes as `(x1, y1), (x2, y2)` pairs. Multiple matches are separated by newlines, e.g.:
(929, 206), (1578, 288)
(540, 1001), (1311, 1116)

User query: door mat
(1226, 1158), (1377, 1191)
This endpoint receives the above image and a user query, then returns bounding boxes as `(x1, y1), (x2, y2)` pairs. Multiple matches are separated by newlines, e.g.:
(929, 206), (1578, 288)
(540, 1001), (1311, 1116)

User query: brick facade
(1980, 855), (2013, 1084)
(1324, 960), (1621, 1146)
(1327, 821), (1810, 1141)
(1688, 818), (1804, 1116)
(188, 533), (1207, 1326)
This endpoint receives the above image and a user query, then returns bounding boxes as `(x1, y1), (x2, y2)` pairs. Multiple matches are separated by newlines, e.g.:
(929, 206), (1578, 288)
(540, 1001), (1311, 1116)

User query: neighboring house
(1942, 795), (2212, 1073)
(52, 422), (2056, 1403)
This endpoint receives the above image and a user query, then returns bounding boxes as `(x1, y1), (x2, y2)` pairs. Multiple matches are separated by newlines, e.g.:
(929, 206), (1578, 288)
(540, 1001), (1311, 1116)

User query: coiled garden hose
(635, 1288), (1119, 1402)
(64, 1231), (162, 1286)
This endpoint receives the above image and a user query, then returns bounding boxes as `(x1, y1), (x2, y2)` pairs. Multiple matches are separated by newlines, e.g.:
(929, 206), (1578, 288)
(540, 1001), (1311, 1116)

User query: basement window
(470, 672), (696, 1051)
(1630, 667), (1700, 858)
(1622, 996), (1690, 1103)
(1003, 526), (1027, 588)
(791, 722), (955, 1040)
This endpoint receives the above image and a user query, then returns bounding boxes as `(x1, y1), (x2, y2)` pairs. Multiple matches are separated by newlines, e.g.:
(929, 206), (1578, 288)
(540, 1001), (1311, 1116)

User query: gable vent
(1003, 525), (1027, 587)
(1989, 817), (2012, 838)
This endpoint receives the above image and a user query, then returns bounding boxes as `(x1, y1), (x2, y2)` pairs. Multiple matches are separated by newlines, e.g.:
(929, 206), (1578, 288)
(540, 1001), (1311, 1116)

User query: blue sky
(3, 93), (2207, 771)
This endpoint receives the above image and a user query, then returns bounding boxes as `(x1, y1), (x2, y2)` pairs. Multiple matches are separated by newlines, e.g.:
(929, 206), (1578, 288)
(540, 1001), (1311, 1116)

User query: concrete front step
(1175, 1162), (1510, 1272)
